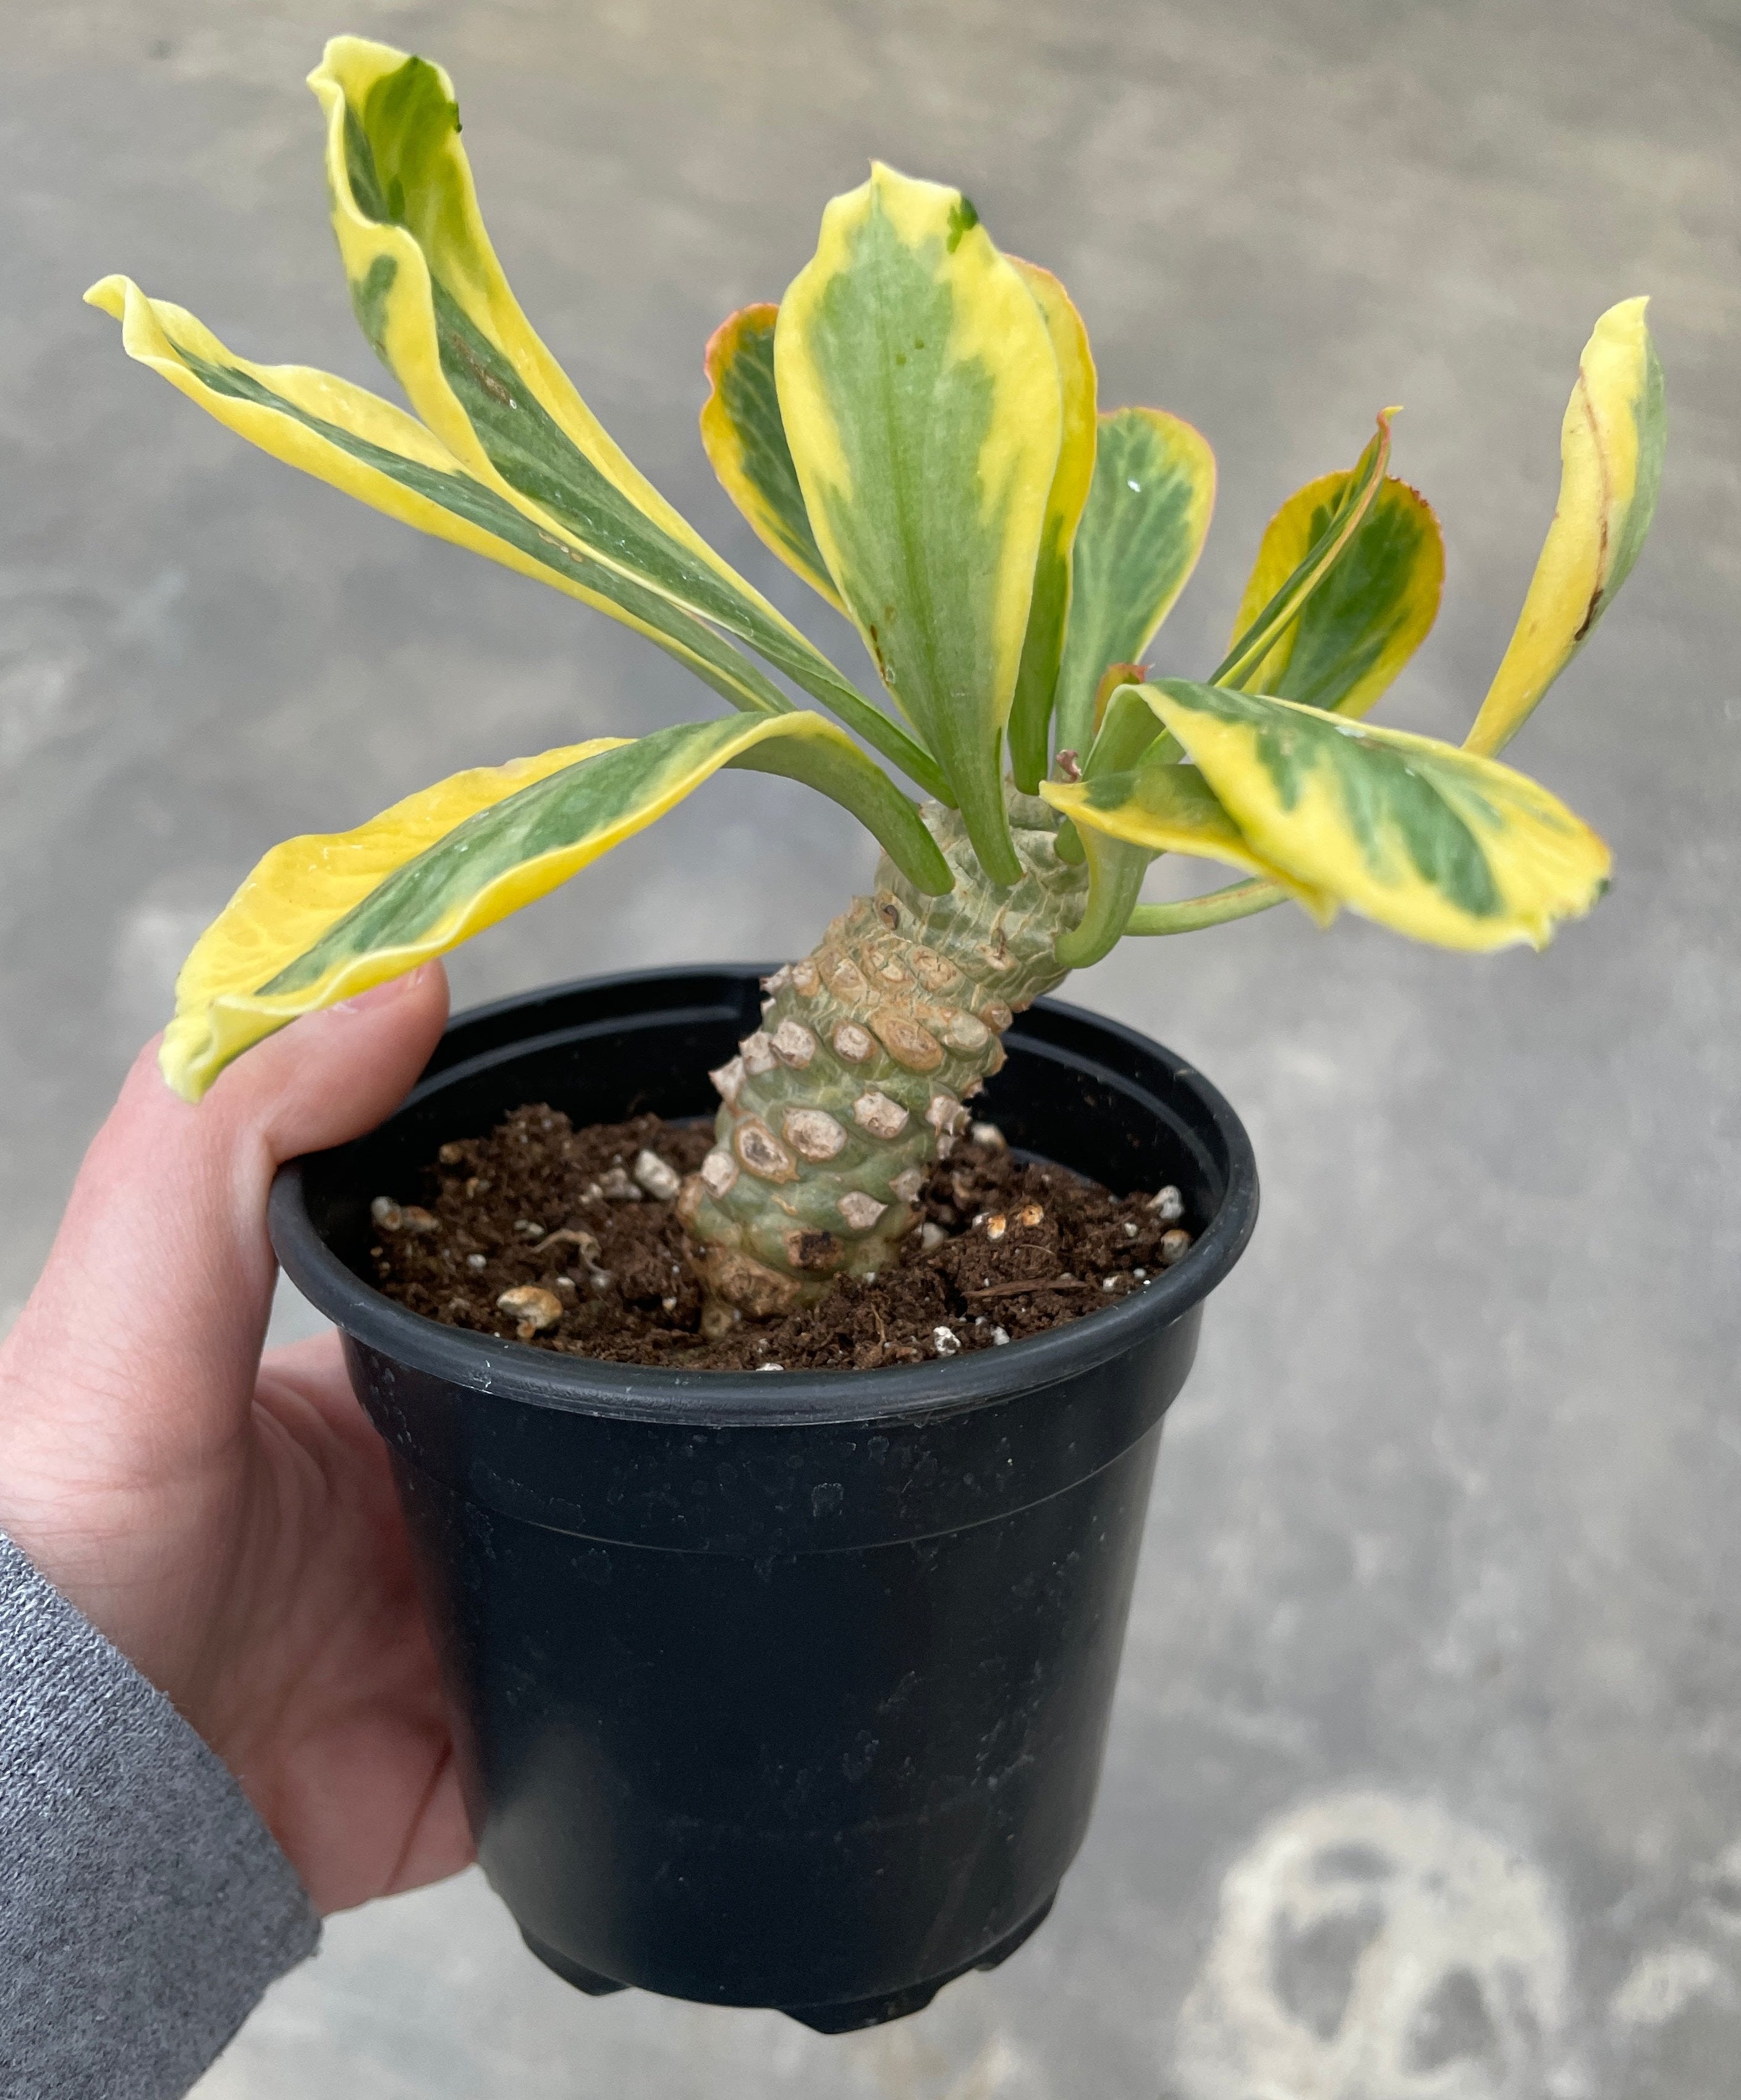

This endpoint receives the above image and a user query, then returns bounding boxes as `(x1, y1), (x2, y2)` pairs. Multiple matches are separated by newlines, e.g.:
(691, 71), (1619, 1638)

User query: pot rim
(269, 967), (1257, 1430)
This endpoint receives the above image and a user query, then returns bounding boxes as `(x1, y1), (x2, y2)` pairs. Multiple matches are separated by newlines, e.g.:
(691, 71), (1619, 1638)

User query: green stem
(1054, 830), (1153, 969)
(681, 793), (1088, 1315)
(1124, 878), (1286, 935)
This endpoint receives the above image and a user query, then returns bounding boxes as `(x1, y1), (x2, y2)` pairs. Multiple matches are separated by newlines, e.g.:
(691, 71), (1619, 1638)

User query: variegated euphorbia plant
(90, 36), (1664, 1318)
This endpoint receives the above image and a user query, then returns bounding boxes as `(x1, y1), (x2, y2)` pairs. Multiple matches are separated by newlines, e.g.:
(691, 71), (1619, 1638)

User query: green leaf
(775, 161), (1067, 885)
(1051, 407), (1216, 760)
(1465, 297), (1665, 757)
(1226, 472), (1444, 716)
(1210, 412), (1394, 689)
(308, 38), (947, 797)
(160, 712), (951, 1102)
(1143, 679), (1612, 950)
(85, 276), (797, 721)
(1006, 259), (1098, 794)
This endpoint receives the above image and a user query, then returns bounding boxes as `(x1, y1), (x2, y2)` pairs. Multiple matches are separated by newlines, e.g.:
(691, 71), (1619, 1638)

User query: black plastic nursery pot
(270, 967), (1258, 2032)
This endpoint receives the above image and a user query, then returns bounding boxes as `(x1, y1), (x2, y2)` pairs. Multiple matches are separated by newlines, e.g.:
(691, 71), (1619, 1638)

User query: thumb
(0, 964), (449, 1460)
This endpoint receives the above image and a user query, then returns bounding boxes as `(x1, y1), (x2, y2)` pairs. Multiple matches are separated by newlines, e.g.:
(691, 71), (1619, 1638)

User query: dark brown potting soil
(366, 1105), (1195, 1372)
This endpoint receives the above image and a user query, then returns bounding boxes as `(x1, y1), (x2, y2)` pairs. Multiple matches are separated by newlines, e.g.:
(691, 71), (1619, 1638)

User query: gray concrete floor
(6, 0), (1740, 2092)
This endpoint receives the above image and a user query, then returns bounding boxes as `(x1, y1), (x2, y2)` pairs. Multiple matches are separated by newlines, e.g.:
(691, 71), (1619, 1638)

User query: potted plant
(89, 35), (1663, 2033)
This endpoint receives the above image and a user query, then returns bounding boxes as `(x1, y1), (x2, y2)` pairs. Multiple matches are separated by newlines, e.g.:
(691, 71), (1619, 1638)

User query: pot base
(519, 1893), (1057, 2033)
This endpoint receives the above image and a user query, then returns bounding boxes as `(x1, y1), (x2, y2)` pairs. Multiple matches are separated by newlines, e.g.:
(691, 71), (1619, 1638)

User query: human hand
(0, 963), (471, 1915)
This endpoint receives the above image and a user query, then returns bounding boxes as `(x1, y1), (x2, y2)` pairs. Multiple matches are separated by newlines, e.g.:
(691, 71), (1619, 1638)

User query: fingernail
(336, 964), (432, 1014)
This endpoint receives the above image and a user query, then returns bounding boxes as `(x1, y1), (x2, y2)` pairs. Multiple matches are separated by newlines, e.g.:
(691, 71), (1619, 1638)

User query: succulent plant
(90, 35), (1664, 1316)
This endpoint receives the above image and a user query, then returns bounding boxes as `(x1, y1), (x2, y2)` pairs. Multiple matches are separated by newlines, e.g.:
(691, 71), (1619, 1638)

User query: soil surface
(367, 1105), (1195, 1372)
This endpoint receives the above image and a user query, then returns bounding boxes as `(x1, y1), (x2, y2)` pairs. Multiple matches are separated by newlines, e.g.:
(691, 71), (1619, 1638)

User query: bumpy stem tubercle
(680, 793), (1089, 1318)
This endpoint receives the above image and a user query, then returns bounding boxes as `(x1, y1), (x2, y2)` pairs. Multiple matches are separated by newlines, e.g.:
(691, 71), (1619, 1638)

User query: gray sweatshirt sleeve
(0, 1531), (321, 2100)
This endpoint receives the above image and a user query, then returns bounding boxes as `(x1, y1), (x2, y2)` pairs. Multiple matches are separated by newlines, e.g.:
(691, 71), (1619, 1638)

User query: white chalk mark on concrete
(1693, 1837), (1741, 1939)
(943, 2036), (1023, 2100)
(1173, 1790), (1574, 2099)
(1609, 1941), (1732, 2028)
(857, 2013), (1034, 2100)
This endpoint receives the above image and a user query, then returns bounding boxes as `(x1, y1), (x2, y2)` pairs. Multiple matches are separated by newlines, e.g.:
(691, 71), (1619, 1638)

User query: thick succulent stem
(679, 791), (1089, 1316)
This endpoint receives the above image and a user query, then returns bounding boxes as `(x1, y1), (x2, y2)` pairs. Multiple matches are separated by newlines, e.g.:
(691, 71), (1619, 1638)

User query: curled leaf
(1226, 472), (1444, 717)
(1465, 297), (1664, 756)
(308, 38), (946, 797)
(1211, 412), (1396, 689)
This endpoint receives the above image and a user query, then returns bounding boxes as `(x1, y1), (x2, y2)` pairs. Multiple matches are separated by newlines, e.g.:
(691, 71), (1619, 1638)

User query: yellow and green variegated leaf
(86, 277), (800, 721)
(305, 38), (946, 798)
(1226, 472), (1444, 716)
(775, 162), (1065, 885)
(163, 734), (619, 1101)
(1006, 259), (1098, 794)
(1465, 297), (1665, 757)
(161, 711), (951, 1102)
(1043, 758), (1330, 919)
(1051, 407), (1216, 762)
(1143, 679), (1611, 951)
(700, 303), (840, 609)
(1210, 412), (1395, 689)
